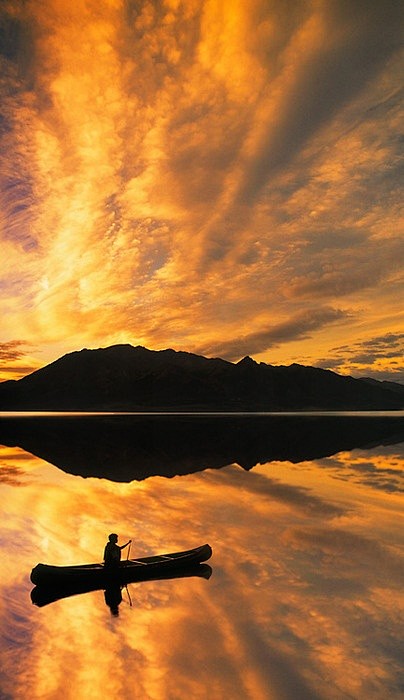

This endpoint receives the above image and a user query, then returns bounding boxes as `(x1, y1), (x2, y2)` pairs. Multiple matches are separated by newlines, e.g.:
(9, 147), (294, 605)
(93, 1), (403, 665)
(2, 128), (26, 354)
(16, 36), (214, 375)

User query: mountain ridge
(0, 343), (402, 410)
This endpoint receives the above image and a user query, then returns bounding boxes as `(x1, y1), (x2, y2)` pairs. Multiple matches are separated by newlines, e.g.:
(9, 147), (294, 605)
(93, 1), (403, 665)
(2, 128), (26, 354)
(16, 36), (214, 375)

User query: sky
(0, 0), (403, 383)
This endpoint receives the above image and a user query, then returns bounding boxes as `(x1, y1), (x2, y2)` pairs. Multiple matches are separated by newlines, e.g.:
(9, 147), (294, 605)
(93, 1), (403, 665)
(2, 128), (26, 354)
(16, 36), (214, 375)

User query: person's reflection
(104, 583), (123, 616)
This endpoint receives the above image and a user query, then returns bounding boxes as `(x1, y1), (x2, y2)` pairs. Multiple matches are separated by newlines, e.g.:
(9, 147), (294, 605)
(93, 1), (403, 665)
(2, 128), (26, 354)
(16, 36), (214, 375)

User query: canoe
(31, 563), (212, 607)
(30, 543), (212, 587)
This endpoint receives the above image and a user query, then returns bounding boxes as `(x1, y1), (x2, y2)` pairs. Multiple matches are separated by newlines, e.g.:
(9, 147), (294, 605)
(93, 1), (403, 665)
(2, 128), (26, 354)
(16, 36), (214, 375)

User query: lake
(0, 413), (403, 700)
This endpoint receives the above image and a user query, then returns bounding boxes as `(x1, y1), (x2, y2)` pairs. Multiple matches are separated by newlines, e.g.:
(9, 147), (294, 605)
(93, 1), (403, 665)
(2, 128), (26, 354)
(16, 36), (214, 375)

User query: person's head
(108, 533), (118, 543)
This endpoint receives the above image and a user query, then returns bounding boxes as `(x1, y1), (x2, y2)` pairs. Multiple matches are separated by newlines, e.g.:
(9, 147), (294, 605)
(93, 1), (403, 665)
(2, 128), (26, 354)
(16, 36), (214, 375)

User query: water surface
(0, 415), (403, 699)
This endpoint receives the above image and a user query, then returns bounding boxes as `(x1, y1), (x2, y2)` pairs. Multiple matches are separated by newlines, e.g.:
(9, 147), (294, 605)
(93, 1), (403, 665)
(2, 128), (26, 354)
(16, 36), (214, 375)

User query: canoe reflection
(31, 563), (212, 609)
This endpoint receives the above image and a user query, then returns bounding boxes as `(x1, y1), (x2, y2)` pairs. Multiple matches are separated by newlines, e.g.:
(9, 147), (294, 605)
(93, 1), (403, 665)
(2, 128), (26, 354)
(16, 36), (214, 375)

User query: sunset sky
(0, 0), (403, 382)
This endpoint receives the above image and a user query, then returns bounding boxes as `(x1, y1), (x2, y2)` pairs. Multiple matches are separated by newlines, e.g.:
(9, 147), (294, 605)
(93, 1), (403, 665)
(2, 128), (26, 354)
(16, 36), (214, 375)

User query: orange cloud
(0, 1), (402, 378)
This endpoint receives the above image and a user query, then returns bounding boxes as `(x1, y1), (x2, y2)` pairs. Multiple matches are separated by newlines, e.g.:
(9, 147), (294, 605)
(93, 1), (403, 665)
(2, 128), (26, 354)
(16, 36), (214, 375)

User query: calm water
(0, 414), (403, 700)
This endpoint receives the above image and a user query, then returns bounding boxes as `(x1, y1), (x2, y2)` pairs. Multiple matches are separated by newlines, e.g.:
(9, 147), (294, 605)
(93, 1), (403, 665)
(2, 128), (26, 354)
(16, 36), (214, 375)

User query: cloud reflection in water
(0, 442), (403, 699)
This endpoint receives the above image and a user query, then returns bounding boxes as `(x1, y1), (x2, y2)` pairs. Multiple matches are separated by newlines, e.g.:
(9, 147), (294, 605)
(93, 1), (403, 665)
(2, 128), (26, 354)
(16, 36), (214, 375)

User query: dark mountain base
(0, 345), (402, 411)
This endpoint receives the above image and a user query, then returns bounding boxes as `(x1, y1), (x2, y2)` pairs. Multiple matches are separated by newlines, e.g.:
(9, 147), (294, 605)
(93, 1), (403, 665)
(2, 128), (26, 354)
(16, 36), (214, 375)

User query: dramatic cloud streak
(0, 1), (403, 380)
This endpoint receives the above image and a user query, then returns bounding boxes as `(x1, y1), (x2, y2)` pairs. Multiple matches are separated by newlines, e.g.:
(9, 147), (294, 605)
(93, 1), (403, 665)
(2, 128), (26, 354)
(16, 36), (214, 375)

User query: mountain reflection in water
(0, 416), (403, 699)
(0, 413), (403, 480)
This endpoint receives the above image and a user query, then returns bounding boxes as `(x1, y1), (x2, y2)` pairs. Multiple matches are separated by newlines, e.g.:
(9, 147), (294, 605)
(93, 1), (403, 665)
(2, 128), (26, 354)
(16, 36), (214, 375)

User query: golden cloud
(0, 0), (402, 375)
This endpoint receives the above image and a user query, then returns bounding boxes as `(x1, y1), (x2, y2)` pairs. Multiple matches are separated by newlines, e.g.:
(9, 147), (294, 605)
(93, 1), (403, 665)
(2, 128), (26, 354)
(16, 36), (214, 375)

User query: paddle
(124, 542), (134, 608)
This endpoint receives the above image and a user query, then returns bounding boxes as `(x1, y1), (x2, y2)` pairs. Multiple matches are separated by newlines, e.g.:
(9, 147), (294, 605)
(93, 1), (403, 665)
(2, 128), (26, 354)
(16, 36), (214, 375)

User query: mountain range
(0, 344), (403, 411)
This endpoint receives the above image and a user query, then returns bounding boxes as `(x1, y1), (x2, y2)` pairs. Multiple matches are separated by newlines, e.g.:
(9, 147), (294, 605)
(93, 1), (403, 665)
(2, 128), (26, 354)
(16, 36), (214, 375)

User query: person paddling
(103, 533), (131, 569)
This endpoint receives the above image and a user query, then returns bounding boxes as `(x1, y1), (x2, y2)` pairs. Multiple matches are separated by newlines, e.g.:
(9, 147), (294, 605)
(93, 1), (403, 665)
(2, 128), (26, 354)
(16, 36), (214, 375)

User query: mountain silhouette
(0, 344), (402, 410)
(0, 414), (402, 481)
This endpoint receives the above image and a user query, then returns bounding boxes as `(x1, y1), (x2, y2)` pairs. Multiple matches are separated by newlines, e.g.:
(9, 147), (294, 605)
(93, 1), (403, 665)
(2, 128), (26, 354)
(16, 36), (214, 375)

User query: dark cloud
(0, 9), (35, 87)
(232, 620), (324, 700)
(316, 455), (404, 493)
(333, 333), (404, 353)
(304, 228), (369, 252)
(0, 341), (39, 380)
(254, 477), (345, 517)
(0, 176), (37, 251)
(316, 332), (404, 383)
(0, 13), (39, 256)
(285, 525), (404, 588)
(0, 364), (39, 377)
(350, 351), (399, 363)
(315, 360), (404, 384)
(206, 467), (345, 518)
(237, 0), (403, 203)
(0, 340), (31, 362)
(200, 307), (348, 360)
(285, 236), (404, 299)
(303, 572), (366, 597)
(0, 464), (25, 485)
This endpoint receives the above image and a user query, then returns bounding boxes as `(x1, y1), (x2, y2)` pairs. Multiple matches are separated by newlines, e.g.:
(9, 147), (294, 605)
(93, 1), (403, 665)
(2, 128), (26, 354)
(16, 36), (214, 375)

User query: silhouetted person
(103, 533), (131, 570)
(104, 583), (123, 616)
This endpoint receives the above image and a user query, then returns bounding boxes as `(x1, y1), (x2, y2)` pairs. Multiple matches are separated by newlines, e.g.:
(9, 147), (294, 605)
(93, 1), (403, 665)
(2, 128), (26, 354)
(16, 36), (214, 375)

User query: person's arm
(120, 540), (132, 550)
